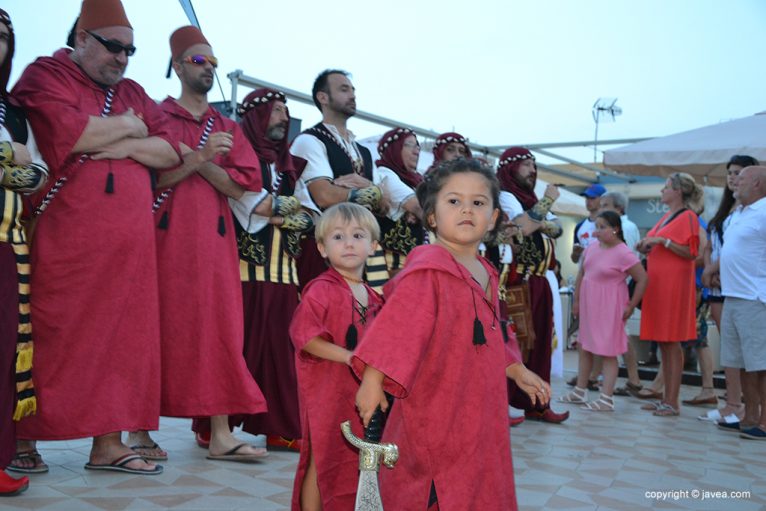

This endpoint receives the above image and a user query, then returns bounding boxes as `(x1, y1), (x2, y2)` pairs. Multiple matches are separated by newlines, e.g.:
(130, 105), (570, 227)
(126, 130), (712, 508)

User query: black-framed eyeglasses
(86, 30), (136, 57)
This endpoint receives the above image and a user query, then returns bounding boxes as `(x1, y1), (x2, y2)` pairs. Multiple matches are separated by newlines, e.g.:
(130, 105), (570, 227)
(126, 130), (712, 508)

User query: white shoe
(697, 409), (722, 422)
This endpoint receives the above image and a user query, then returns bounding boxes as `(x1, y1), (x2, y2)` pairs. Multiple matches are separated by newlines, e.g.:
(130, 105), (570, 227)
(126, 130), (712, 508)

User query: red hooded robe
(352, 244), (520, 511)
(11, 49), (172, 439)
(154, 98), (267, 417)
(289, 267), (383, 510)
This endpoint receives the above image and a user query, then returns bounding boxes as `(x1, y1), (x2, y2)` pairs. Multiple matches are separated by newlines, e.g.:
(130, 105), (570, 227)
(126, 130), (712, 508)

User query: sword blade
(354, 470), (384, 511)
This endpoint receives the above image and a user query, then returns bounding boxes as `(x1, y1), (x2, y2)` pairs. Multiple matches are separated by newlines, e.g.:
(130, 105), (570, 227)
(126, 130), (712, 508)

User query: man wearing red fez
(0, 7), (49, 493)
(9, 0), (179, 475)
(290, 69), (417, 290)
(191, 88), (310, 452)
(147, 25), (268, 462)
(497, 147), (570, 423)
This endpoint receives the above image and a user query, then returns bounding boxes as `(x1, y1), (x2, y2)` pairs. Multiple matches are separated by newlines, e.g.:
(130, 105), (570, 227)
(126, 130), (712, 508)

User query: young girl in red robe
(289, 202), (383, 511)
(353, 158), (551, 511)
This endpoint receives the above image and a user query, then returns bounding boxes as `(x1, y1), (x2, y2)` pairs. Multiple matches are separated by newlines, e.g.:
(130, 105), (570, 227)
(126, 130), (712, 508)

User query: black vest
(305, 123), (373, 180)
(2, 100), (29, 144)
(233, 157), (302, 263)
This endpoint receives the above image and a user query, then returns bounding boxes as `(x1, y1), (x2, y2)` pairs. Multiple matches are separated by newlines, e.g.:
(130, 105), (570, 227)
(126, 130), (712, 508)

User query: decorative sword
(340, 406), (399, 511)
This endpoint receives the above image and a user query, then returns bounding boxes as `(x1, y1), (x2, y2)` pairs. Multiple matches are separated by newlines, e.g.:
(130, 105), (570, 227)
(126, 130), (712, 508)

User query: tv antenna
(592, 98), (622, 162)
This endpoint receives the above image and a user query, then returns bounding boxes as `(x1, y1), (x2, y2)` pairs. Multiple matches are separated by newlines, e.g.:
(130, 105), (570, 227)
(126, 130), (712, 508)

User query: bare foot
(209, 435), (267, 458)
(90, 434), (159, 472)
(127, 431), (167, 460)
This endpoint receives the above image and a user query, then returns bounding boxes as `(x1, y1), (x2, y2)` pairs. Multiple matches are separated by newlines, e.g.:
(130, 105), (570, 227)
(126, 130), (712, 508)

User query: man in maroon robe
(497, 147), (570, 423)
(192, 88), (310, 451)
(10, 0), (178, 474)
(143, 25), (268, 461)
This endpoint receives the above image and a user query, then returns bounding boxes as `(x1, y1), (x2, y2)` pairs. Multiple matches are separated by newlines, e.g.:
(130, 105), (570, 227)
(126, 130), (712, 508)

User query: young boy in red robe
(289, 203), (383, 510)
(354, 158), (551, 511)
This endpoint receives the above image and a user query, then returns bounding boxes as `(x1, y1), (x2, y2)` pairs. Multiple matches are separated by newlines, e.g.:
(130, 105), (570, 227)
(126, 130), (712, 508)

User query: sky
(5, 0), (766, 166)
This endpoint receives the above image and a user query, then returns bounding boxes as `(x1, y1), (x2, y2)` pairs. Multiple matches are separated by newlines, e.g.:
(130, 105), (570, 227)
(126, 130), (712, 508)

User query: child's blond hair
(315, 203), (380, 242)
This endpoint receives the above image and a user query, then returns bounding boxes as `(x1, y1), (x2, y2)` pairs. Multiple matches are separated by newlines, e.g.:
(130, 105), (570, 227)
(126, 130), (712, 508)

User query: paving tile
(4, 352), (765, 510)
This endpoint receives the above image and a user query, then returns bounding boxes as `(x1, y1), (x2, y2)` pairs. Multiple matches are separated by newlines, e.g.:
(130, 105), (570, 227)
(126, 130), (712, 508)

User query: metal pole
(594, 119), (599, 163)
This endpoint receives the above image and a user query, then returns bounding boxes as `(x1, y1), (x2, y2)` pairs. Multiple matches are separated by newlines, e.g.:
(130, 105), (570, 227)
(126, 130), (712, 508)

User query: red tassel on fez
(105, 172), (114, 193)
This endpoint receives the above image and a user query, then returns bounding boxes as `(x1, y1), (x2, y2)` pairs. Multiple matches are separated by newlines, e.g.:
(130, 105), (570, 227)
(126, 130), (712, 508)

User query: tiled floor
(4, 354), (765, 510)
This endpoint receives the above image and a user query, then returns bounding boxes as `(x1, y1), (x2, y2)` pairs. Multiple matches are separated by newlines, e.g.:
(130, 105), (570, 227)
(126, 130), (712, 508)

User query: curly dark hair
(416, 157), (501, 242)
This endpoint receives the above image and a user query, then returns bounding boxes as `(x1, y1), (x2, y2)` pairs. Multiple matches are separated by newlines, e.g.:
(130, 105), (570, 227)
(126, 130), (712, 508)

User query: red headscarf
(0, 9), (14, 98)
(376, 127), (422, 188)
(497, 146), (538, 210)
(239, 88), (305, 186)
(432, 132), (473, 166)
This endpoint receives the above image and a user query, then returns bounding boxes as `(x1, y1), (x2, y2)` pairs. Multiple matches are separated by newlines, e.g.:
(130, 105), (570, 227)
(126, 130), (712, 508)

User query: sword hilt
(341, 421), (399, 471)
(363, 394), (394, 443)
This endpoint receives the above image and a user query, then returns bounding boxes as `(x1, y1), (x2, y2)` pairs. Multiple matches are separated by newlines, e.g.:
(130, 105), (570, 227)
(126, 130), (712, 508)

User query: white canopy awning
(603, 112), (766, 186)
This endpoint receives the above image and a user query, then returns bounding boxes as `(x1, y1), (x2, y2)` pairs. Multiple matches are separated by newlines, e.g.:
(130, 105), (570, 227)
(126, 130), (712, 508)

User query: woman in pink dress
(560, 211), (647, 411)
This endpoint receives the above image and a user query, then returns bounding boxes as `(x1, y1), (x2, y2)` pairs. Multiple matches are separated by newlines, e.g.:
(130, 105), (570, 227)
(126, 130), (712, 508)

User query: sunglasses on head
(86, 30), (136, 57)
(182, 54), (218, 68)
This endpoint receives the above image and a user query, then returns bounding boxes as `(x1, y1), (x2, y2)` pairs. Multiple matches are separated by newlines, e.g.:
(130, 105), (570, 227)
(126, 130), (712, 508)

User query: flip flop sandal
(130, 442), (168, 461)
(6, 450), (49, 474)
(84, 453), (163, 475)
(206, 443), (269, 463)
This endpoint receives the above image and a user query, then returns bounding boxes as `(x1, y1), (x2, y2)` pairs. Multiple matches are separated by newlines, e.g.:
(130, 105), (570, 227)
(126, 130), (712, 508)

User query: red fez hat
(170, 26), (210, 60)
(78, 0), (132, 31)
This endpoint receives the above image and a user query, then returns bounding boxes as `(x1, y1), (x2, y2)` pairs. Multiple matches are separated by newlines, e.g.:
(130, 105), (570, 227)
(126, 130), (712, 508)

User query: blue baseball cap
(581, 184), (606, 198)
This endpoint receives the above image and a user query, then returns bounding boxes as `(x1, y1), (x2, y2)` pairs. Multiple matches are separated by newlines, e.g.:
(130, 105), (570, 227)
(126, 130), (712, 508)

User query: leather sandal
(582, 393), (614, 412)
(613, 381), (642, 396)
(558, 387), (587, 404)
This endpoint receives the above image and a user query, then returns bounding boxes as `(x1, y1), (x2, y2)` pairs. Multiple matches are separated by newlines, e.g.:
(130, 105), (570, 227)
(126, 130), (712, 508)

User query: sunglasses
(86, 30), (136, 57)
(182, 54), (218, 68)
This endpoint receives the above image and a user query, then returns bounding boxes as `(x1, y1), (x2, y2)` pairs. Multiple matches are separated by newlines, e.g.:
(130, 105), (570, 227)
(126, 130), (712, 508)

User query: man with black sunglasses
(145, 25), (270, 463)
(9, 0), (179, 476)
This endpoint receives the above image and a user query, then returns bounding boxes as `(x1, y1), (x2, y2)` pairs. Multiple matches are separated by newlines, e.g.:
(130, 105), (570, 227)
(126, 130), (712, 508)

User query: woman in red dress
(638, 172), (703, 416)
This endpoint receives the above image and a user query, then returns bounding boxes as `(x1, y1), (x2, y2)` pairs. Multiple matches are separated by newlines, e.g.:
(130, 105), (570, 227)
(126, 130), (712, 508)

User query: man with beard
(291, 69), (415, 289)
(192, 88), (311, 451)
(140, 26), (268, 462)
(10, 0), (178, 475)
(497, 147), (570, 423)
